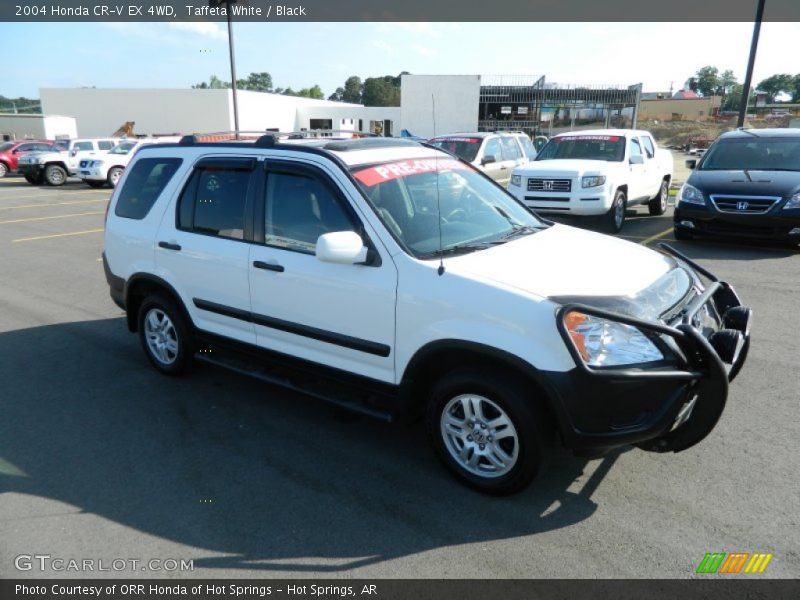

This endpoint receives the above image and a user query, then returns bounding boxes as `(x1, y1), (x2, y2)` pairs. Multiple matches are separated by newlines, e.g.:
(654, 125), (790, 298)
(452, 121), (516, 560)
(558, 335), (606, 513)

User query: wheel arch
(399, 339), (566, 431)
(124, 273), (193, 333)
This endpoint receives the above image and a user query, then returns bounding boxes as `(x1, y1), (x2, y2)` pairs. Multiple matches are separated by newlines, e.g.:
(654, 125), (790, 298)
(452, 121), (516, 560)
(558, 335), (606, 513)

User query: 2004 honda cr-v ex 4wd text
(103, 134), (752, 495)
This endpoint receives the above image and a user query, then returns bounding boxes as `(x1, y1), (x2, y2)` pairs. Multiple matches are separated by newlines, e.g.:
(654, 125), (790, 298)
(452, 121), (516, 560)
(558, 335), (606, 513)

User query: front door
(248, 160), (397, 384)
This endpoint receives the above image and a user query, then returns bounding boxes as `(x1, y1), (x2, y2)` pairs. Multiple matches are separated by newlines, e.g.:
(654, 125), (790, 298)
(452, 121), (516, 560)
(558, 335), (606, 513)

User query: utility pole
(738, 0), (766, 128)
(211, 0), (240, 138)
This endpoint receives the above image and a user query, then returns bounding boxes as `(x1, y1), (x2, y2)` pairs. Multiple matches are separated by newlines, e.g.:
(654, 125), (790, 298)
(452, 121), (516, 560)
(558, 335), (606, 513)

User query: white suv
(18, 137), (119, 186)
(430, 132), (537, 186)
(103, 134), (751, 494)
(79, 137), (182, 188)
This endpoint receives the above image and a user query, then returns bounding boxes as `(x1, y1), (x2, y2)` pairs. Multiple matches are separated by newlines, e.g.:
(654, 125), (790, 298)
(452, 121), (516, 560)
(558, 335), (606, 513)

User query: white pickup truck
(507, 129), (673, 232)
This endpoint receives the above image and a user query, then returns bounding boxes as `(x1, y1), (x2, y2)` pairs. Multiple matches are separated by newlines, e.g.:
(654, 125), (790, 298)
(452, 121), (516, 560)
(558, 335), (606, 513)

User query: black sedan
(674, 128), (800, 244)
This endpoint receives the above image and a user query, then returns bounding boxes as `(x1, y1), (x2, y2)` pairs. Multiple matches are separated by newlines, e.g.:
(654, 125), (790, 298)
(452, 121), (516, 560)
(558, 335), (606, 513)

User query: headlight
(564, 311), (664, 367)
(510, 174), (521, 187)
(784, 192), (800, 210)
(581, 175), (606, 188)
(677, 183), (704, 206)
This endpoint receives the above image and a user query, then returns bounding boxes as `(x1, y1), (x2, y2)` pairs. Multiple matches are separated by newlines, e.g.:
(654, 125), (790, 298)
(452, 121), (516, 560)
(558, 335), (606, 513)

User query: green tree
(362, 75), (402, 106)
(695, 66), (720, 97)
(792, 74), (800, 102)
(756, 73), (794, 102)
(342, 76), (363, 103)
(719, 70), (738, 96)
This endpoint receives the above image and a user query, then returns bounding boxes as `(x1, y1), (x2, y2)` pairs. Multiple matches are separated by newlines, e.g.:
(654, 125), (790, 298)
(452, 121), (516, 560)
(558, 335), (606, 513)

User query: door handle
(253, 260), (284, 273)
(158, 241), (181, 251)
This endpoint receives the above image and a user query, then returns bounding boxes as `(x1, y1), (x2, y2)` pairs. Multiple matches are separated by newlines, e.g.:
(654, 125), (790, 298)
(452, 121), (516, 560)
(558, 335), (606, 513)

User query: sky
(1, 21), (799, 100)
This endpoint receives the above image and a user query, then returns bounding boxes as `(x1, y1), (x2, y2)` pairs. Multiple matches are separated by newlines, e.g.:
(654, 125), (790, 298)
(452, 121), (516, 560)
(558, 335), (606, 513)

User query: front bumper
(545, 244), (751, 453)
(79, 167), (105, 182)
(17, 163), (45, 177)
(509, 182), (612, 216)
(675, 203), (800, 242)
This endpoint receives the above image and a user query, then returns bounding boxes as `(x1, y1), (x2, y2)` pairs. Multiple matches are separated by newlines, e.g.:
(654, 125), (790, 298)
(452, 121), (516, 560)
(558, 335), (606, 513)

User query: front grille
(527, 178), (571, 192)
(525, 196), (571, 203)
(709, 195), (780, 215)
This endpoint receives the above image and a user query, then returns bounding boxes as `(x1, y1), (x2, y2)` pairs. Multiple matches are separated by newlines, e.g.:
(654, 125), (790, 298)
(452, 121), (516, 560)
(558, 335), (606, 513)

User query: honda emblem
(737, 201), (749, 211)
(543, 180), (554, 191)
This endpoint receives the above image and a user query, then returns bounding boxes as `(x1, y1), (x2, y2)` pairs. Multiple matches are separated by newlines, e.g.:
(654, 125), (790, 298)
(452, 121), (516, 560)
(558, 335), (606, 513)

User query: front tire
(426, 367), (547, 495)
(107, 167), (123, 188)
(674, 226), (693, 241)
(0, 162), (8, 178)
(24, 173), (43, 185)
(648, 179), (669, 216)
(44, 164), (67, 186)
(137, 294), (194, 376)
(601, 189), (626, 233)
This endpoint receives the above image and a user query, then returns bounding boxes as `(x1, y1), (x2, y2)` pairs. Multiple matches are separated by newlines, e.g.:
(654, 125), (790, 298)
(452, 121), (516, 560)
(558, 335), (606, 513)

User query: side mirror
(629, 155), (644, 165)
(70, 149), (78, 157)
(481, 155), (497, 166)
(316, 231), (368, 265)
(685, 159), (697, 170)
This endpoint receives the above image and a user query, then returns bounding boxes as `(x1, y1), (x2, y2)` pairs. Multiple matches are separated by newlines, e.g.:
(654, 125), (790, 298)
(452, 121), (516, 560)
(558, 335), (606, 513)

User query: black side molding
(193, 298), (391, 358)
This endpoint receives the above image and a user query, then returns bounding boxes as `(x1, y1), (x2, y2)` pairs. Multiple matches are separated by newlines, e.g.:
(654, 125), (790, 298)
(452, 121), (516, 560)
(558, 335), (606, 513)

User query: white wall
(41, 88), (231, 137)
(296, 105), (401, 134)
(234, 90), (357, 133)
(401, 75), (480, 138)
(0, 114), (76, 140)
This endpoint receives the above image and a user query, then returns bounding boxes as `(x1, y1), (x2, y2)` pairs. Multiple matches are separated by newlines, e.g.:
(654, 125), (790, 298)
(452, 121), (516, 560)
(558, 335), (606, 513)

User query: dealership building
(37, 75), (643, 140)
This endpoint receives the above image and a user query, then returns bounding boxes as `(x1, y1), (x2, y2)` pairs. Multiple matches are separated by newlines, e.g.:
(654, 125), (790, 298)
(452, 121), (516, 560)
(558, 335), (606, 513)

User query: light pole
(210, 0), (240, 137)
(738, 0), (766, 128)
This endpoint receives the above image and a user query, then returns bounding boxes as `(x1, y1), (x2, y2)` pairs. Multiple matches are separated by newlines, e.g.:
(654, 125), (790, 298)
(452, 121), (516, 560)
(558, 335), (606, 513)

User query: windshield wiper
(420, 242), (494, 259)
(499, 224), (543, 240)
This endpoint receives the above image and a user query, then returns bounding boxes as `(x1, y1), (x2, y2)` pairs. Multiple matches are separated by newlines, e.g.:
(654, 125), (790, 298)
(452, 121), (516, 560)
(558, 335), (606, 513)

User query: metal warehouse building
(39, 75), (641, 139)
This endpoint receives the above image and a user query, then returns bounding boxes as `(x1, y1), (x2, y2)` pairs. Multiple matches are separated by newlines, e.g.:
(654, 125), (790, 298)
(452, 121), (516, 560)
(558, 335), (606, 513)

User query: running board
(194, 347), (395, 423)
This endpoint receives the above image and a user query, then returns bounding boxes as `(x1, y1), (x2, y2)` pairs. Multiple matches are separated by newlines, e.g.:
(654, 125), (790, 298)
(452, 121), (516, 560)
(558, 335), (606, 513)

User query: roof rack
(254, 129), (379, 148)
(178, 131), (267, 145)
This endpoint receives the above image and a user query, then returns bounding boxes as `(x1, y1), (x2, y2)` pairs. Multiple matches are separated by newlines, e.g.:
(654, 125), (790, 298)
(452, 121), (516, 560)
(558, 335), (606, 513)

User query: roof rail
(178, 131), (268, 146)
(254, 129), (379, 148)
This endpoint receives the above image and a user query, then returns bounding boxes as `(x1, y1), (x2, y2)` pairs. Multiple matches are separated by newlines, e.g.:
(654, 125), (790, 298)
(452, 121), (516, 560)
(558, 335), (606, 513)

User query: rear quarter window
(114, 157), (183, 220)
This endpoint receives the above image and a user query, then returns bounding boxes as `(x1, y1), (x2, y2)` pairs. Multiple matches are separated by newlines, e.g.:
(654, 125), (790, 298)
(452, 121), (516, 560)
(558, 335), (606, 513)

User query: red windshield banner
(556, 135), (621, 143)
(353, 159), (471, 187)
(435, 138), (480, 144)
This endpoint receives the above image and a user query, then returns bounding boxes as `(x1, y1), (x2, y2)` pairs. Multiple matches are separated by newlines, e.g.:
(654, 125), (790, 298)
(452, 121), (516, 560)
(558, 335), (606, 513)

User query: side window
(517, 135), (537, 160)
(178, 160), (253, 240)
(98, 140), (115, 150)
(642, 136), (656, 159)
(264, 171), (356, 254)
(483, 138), (502, 162)
(16, 144), (35, 152)
(73, 141), (94, 151)
(114, 157), (182, 220)
(33, 143), (52, 151)
(629, 138), (643, 159)
(500, 137), (522, 161)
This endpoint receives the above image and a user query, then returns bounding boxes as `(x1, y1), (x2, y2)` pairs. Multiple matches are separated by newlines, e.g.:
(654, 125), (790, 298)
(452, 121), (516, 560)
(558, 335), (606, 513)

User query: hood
(444, 224), (677, 299)
(513, 158), (618, 176)
(689, 169), (800, 198)
(19, 150), (63, 160)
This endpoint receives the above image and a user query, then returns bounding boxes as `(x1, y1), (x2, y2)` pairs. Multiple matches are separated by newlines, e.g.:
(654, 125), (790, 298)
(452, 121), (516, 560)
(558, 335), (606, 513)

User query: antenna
(433, 94), (445, 276)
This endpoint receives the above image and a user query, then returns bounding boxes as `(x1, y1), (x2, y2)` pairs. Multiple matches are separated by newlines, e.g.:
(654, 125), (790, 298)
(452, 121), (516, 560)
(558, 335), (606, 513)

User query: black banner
(2, 0), (800, 22)
(2, 580), (800, 600)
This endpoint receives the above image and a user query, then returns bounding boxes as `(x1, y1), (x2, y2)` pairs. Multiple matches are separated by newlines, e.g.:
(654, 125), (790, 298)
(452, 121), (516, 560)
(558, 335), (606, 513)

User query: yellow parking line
(0, 198), (107, 211)
(0, 189), (109, 201)
(0, 211), (104, 225)
(12, 228), (104, 243)
(639, 226), (674, 246)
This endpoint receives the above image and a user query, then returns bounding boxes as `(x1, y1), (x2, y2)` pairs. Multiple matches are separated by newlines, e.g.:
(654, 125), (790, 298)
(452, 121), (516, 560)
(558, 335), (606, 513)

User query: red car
(0, 139), (56, 178)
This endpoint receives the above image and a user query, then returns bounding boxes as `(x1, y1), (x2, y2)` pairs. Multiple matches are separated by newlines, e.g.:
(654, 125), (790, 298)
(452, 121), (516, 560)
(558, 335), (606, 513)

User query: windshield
(351, 157), (545, 258)
(0, 142), (13, 152)
(429, 138), (482, 162)
(109, 141), (137, 155)
(536, 134), (625, 162)
(700, 137), (800, 171)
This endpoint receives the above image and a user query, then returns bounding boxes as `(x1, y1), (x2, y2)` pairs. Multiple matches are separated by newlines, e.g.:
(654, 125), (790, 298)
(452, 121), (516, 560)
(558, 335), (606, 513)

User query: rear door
(248, 158), (397, 383)
(155, 155), (258, 345)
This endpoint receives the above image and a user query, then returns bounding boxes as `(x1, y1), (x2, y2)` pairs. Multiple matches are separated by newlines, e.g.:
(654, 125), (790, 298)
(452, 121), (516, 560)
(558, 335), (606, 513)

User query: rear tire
(426, 366), (548, 495)
(601, 189), (626, 233)
(137, 294), (194, 376)
(44, 164), (67, 186)
(648, 179), (669, 216)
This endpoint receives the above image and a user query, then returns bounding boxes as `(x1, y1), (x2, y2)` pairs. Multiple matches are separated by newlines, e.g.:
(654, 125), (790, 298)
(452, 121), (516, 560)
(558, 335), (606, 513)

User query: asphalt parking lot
(0, 174), (798, 579)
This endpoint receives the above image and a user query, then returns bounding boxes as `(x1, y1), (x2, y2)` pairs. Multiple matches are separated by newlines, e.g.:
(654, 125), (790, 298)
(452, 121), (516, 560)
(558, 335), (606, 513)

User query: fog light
(723, 306), (751, 334)
(680, 220), (696, 229)
(789, 227), (800, 236)
(708, 329), (744, 364)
